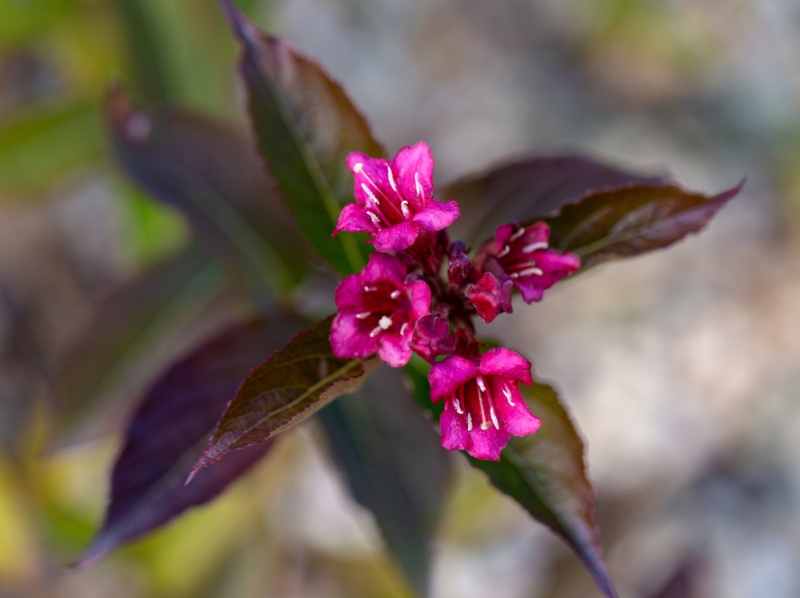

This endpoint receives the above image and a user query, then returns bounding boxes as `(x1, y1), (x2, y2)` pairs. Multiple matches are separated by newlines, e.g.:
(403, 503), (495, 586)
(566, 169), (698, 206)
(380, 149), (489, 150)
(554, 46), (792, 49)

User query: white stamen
(356, 312), (371, 319)
(400, 200), (411, 219)
(390, 290), (401, 299)
(510, 227), (527, 241)
(364, 285), (377, 292)
(503, 387), (515, 406)
(415, 172), (423, 197)
(378, 315), (392, 330)
(481, 420), (491, 431)
(518, 266), (544, 277)
(509, 272), (519, 279)
(477, 376), (486, 392)
(454, 398), (464, 414)
(353, 162), (364, 173)
(369, 325), (383, 338)
(497, 245), (511, 258)
(366, 211), (381, 226)
(490, 407), (499, 430)
(522, 241), (548, 253)
(467, 413), (473, 431)
(387, 166), (398, 193)
(400, 322), (408, 335)
(361, 183), (380, 205)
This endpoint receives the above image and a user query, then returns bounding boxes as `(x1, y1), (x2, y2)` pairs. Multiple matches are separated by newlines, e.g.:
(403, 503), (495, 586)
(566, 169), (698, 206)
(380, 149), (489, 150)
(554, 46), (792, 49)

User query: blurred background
(1, 0), (799, 596)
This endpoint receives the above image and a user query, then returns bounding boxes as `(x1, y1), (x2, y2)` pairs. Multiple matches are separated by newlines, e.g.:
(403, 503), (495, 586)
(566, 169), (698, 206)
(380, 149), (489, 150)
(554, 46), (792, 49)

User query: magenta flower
(429, 348), (541, 460)
(333, 142), (460, 252)
(477, 222), (580, 303)
(467, 272), (514, 323)
(331, 252), (431, 367)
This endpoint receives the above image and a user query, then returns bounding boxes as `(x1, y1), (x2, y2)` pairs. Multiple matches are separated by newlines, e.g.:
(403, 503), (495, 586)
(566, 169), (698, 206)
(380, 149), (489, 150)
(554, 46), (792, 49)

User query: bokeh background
(1, 0), (799, 596)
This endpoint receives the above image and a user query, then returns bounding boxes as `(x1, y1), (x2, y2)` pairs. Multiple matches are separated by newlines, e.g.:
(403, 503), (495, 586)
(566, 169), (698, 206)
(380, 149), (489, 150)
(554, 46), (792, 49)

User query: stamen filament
(369, 325), (383, 338)
(454, 398), (464, 414)
(467, 413), (473, 431)
(415, 172), (423, 197)
(498, 245), (511, 258)
(490, 407), (499, 430)
(356, 312), (371, 319)
(522, 241), (548, 253)
(502, 387), (515, 406)
(361, 183), (380, 205)
(517, 266), (544, 277)
(400, 322), (408, 335)
(387, 166), (398, 193)
(510, 227), (526, 241)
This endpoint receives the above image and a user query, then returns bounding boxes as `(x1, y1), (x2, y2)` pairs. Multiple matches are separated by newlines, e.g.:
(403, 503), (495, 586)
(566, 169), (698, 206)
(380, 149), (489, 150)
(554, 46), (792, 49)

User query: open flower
(429, 348), (541, 460)
(333, 142), (460, 252)
(331, 252), (431, 367)
(476, 222), (580, 303)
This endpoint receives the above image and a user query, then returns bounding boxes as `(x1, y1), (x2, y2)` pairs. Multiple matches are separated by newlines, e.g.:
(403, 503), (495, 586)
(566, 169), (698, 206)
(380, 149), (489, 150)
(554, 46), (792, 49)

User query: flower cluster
(330, 142), (580, 460)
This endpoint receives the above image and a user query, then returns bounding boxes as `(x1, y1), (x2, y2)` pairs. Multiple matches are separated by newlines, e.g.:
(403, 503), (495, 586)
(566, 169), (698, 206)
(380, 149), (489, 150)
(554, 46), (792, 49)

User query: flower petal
(413, 200), (460, 232)
(465, 425), (509, 461)
(377, 333), (413, 367)
(429, 355), (478, 401)
(409, 314), (454, 364)
(492, 382), (541, 437)
(333, 203), (376, 236)
(392, 142), (434, 208)
(371, 221), (420, 252)
(479, 348), (532, 384)
(361, 252), (407, 287)
(406, 280), (432, 321)
(440, 400), (469, 451)
(330, 313), (375, 359)
(347, 152), (392, 207)
(468, 272), (513, 324)
(515, 250), (581, 304)
(334, 272), (367, 312)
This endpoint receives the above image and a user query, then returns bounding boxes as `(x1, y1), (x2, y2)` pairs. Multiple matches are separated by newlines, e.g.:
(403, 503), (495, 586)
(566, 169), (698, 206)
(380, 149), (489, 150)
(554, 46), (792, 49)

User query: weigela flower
(467, 272), (513, 324)
(333, 142), (460, 252)
(409, 314), (455, 364)
(331, 252), (431, 367)
(429, 348), (541, 460)
(476, 222), (580, 303)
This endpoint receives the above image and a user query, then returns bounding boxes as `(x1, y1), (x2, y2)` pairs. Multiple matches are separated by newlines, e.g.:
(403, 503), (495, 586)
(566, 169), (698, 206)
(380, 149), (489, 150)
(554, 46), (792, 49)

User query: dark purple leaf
(189, 316), (377, 481)
(318, 366), (453, 597)
(441, 155), (665, 246)
(106, 90), (308, 293)
(469, 382), (617, 598)
(78, 314), (304, 567)
(545, 180), (744, 268)
(220, 0), (381, 274)
(54, 248), (245, 445)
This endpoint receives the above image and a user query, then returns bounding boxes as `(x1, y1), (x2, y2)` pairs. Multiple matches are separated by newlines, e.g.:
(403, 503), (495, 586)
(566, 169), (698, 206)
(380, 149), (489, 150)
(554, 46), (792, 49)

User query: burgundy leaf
(468, 382), (617, 598)
(545, 180), (744, 268)
(106, 89), (308, 293)
(189, 316), (377, 481)
(220, 0), (382, 274)
(441, 155), (664, 245)
(78, 314), (304, 567)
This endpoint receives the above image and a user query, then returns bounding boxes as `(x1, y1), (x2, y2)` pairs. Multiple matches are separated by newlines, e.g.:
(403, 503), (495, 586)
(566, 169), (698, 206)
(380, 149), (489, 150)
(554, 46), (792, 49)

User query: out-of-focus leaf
(545, 181), (743, 269)
(220, 0), (383, 274)
(469, 382), (617, 598)
(106, 90), (308, 294)
(440, 155), (664, 246)
(113, 0), (175, 106)
(78, 314), (305, 567)
(0, 0), (70, 46)
(54, 248), (245, 443)
(190, 316), (376, 481)
(318, 366), (452, 597)
(0, 103), (103, 198)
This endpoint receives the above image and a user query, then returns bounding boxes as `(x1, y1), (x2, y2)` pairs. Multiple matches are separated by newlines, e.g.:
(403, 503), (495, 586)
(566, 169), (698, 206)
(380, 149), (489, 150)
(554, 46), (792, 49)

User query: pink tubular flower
(331, 252), (431, 367)
(477, 222), (580, 303)
(429, 348), (541, 460)
(333, 142), (460, 252)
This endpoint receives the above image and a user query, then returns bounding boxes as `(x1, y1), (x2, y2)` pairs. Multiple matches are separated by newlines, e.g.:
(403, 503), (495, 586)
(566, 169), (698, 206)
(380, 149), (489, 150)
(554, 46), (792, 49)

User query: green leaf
(469, 382), (617, 598)
(0, 103), (103, 198)
(189, 316), (377, 481)
(106, 90), (308, 294)
(545, 180), (743, 269)
(53, 248), (244, 443)
(220, 0), (383, 274)
(318, 366), (453, 597)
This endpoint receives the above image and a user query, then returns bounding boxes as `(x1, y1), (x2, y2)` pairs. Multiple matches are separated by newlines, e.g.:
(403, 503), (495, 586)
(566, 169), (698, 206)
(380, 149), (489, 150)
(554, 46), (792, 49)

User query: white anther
(415, 172), (423, 197)
(497, 245), (511, 258)
(467, 413), (473, 431)
(517, 266), (544, 277)
(522, 241), (548, 253)
(510, 227), (526, 241)
(369, 325), (383, 338)
(477, 376), (486, 393)
(400, 200), (411, 219)
(509, 272), (519, 279)
(481, 419), (491, 431)
(364, 285), (377, 292)
(379, 315), (392, 330)
(503, 387), (515, 406)
(387, 167), (398, 193)
(353, 162), (364, 173)
(454, 398), (464, 414)
(362, 183), (380, 205)
(356, 312), (371, 319)
(490, 407), (500, 430)
(390, 290), (401, 299)
(400, 322), (408, 335)
(366, 211), (381, 226)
